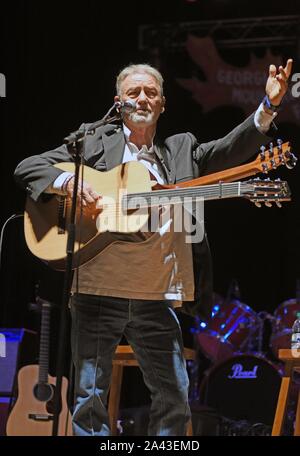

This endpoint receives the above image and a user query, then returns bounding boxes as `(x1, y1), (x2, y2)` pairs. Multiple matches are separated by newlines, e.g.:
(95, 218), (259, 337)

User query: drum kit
(195, 294), (300, 363)
(192, 287), (300, 430)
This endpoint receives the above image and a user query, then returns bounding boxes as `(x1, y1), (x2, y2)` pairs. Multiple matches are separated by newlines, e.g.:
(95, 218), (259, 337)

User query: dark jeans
(70, 293), (191, 436)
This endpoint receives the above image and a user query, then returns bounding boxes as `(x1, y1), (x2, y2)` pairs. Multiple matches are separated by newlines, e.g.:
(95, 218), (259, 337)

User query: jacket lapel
(102, 127), (125, 170)
(153, 141), (176, 184)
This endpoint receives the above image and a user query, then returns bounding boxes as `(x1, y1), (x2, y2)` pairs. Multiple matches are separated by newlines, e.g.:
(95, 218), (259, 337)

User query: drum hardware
(221, 418), (272, 436)
(190, 406), (272, 435)
(249, 311), (278, 357)
(256, 311), (267, 354)
(237, 312), (263, 354)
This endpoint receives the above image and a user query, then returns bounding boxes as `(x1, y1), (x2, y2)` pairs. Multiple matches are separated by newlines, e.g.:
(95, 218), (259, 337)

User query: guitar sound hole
(33, 383), (63, 414)
(34, 382), (54, 402)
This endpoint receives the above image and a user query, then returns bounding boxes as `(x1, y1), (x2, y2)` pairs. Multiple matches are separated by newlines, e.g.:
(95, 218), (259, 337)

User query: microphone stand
(52, 103), (121, 436)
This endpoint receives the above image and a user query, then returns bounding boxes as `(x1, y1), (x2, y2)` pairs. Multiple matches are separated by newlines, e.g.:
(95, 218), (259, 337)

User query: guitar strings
(63, 182), (244, 215)
(61, 182), (285, 220)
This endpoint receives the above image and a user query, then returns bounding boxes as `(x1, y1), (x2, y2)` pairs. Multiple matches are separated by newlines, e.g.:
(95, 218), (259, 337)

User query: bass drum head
(199, 355), (281, 425)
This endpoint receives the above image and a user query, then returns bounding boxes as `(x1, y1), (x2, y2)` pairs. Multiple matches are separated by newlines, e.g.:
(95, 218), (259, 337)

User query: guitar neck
(170, 162), (261, 188)
(38, 302), (51, 384)
(126, 181), (251, 208)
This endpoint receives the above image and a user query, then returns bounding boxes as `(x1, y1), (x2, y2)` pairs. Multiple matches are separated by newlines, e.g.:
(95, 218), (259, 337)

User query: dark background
(1, 0), (300, 405)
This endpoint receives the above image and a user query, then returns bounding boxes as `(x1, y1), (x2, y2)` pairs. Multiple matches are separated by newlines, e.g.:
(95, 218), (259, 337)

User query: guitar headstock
(242, 178), (291, 207)
(255, 140), (297, 173)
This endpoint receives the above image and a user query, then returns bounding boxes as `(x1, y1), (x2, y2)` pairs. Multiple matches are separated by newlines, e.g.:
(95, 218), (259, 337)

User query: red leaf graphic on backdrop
(176, 35), (299, 123)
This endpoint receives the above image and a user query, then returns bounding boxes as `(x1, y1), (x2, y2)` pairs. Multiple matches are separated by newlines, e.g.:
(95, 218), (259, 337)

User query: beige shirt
(72, 212), (194, 304)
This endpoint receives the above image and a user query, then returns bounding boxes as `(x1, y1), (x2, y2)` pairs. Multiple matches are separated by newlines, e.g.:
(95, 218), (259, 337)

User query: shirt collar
(122, 123), (154, 152)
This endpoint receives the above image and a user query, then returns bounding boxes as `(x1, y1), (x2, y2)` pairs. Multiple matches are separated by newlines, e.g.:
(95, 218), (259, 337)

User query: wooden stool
(272, 349), (300, 436)
(108, 345), (196, 436)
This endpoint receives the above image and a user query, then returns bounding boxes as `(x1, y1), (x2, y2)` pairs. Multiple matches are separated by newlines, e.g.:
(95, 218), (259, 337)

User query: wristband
(263, 95), (280, 112)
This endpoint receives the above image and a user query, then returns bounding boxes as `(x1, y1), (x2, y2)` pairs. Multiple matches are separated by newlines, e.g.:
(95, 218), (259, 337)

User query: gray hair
(116, 63), (164, 96)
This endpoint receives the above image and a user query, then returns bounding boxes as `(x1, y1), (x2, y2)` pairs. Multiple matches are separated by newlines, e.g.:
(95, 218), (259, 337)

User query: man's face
(115, 72), (165, 127)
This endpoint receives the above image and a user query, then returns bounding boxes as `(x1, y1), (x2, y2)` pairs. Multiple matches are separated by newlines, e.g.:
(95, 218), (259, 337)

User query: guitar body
(6, 365), (72, 436)
(24, 161), (152, 270)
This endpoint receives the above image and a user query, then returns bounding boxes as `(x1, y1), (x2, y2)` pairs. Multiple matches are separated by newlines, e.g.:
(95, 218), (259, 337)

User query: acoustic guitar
(23, 150), (291, 271)
(6, 298), (72, 436)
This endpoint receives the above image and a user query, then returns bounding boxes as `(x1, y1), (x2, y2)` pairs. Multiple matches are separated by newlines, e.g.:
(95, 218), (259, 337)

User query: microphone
(81, 100), (137, 138)
(115, 100), (136, 113)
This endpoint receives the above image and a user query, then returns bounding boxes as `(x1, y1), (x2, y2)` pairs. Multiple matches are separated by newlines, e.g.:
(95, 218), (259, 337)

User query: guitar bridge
(28, 413), (54, 421)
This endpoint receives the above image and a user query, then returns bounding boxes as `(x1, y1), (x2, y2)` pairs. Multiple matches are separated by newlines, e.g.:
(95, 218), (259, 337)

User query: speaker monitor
(0, 328), (38, 396)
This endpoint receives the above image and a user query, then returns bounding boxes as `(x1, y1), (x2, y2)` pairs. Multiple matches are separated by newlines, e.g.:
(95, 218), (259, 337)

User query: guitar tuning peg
(254, 201), (262, 208)
(269, 142), (274, 156)
(277, 138), (283, 146)
(260, 145), (266, 160)
(276, 201), (282, 208)
(265, 201), (272, 208)
(275, 178), (281, 181)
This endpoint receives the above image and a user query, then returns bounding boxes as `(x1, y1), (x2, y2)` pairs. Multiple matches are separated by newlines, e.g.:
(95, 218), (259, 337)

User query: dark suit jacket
(14, 113), (275, 319)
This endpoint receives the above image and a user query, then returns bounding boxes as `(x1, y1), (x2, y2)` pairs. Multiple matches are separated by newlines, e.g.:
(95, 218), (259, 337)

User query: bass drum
(199, 355), (281, 425)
